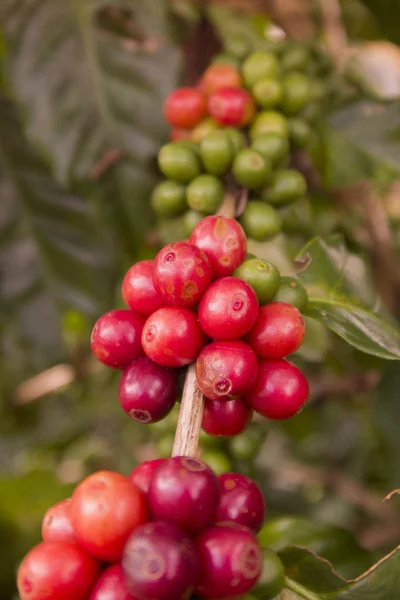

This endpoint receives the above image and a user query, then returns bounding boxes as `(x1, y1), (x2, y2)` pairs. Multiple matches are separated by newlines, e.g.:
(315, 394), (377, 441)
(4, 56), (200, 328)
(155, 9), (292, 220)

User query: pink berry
(142, 307), (206, 367)
(190, 216), (247, 277)
(195, 524), (263, 599)
(164, 87), (207, 128)
(90, 564), (137, 600)
(246, 302), (305, 359)
(199, 277), (259, 340)
(217, 473), (266, 532)
(202, 397), (252, 437)
(153, 241), (213, 309)
(148, 457), (220, 534)
(41, 499), (75, 544)
(122, 260), (163, 316)
(129, 459), (165, 495)
(91, 310), (145, 369)
(196, 341), (258, 401)
(208, 87), (255, 126)
(245, 359), (309, 419)
(123, 521), (200, 600)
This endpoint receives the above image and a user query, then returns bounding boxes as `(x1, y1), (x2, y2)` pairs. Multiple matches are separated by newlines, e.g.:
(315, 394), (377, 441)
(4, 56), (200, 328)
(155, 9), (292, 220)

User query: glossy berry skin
(17, 541), (100, 600)
(91, 310), (145, 369)
(242, 51), (280, 88)
(90, 564), (136, 600)
(190, 216), (247, 277)
(148, 457), (220, 534)
(153, 242), (213, 309)
(41, 499), (75, 543)
(273, 276), (308, 311)
(247, 302), (305, 359)
(122, 260), (163, 317)
(202, 63), (242, 96)
(164, 88), (207, 128)
(239, 201), (282, 241)
(123, 521), (200, 600)
(196, 341), (258, 401)
(245, 359), (309, 419)
(234, 258), (281, 305)
(250, 111), (288, 140)
(195, 524), (263, 599)
(199, 277), (259, 340)
(129, 459), (165, 495)
(158, 143), (202, 183)
(202, 397), (252, 437)
(232, 149), (271, 190)
(119, 357), (177, 423)
(217, 473), (266, 532)
(208, 87), (255, 127)
(262, 168), (307, 206)
(187, 174), (224, 214)
(142, 307), (206, 368)
(151, 180), (187, 218)
(70, 471), (147, 562)
(200, 130), (234, 176)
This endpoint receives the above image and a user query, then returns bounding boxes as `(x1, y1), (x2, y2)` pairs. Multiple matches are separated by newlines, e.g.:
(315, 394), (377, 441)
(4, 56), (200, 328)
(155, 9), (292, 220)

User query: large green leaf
(359, 1), (400, 45)
(297, 236), (400, 359)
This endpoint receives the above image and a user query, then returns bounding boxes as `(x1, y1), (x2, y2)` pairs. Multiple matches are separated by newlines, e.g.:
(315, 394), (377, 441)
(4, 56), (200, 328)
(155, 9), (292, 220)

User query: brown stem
(319, 0), (348, 62)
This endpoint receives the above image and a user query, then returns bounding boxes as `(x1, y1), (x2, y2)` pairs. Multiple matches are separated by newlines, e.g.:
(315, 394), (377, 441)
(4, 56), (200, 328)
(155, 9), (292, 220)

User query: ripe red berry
(41, 499), (75, 544)
(202, 397), (252, 437)
(245, 359), (309, 419)
(91, 310), (145, 369)
(202, 64), (242, 96)
(247, 301), (306, 359)
(208, 87), (255, 127)
(148, 457), (220, 534)
(142, 307), (206, 367)
(199, 277), (259, 340)
(129, 459), (165, 495)
(195, 524), (263, 599)
(90, 564), (136, 600)
(119, 357), (177, 423)
(122, 260), (163, 317)
(164, 87), (207, 129)
(17, 541), (100, 600)
(217, 473), (266, 532)
(196, 341), (258, 401)
(123, 521), (199, 600)
(190, 216), (247, 277)
(70, 471), (147, 562)
(153, 241), (213, 309)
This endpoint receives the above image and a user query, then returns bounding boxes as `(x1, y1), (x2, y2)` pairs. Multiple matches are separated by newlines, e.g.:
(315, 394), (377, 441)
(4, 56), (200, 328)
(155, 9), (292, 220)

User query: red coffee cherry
(246, 301), (305, 359)
(202, 64), (242, 96)
(119, 357), (178, 424)
(208, 87), (255, 127)
(122, 260), (163, 317)
(148, 457), (220, 534)
(199, 277), (259, 340)
(195, 524), (263, 599)
(196, 341), (258, 401)
(41, 499), (75, 544)
(217, 473), (266, 532)
(123, 521), (199, 600)
(90, 564), (136, 600)
(190, 216), (247, 277)
(17, 541), (100, 600)
(91, 310), (145, 369)
(129, 459), (165, 495)
(202, 397), (252, 437)
(70, 471), (147, 562)
(164, 87), (207, 128)
(153, 241), (213, 309)
(245, 358), (309, 419)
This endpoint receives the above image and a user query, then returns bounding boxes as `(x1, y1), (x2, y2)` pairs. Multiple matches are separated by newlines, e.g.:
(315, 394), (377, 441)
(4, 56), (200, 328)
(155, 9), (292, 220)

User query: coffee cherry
(242, 51), (280, 88)
(282, 72), (312, 115)
(239, 201), (282, 241)
(119, 357), (177, 423)
(195, 524), (263, 598)
(153, 241), (213, 308)
(251, 133), (290, 167)
(129, 459), (165, 495)
(234, 258), (281, 305)
(148, 457), (220, 533)
(230, 428), (263, 460)
(123, 522), (199, 600)
(202, 63), (242, 96)
(164, 88), (207, 128)
(183, 209), (203, 235)
(252, 77), (283, 109)
(200, 130), (234, 176)
(70, 471), (147, 562)
(158, 143), (202, 183)
(190, 216), (247, 277)
(122, 260), (164, 317)
(202, 397), (252, 437)
(288, 117), (312, 148)
(199, 277), (259, 340)
(90, 564), (135, 600)
(245, 358), (309, 419)
(187, 174), (224, 214)
(208, 87), (255, 127)
(273, 276), (308, 311)
(202, 450), (233, 475)
(262, 169), (307, 205)
(233, 149), (271, 189)
(91, 310), (145, 369)
(142, 307), (206, 367)
(217, 473), (266, 532)
(255, 549), (285, 600)
(196, 340), (258, 401)
(225, 127), (246, 153)
(281, 44), (311, 73)
(151, 180), (187, 218)
(247, 302), (305, 359)
(41, 499), (75, 544)
(225, 34), (251, 60)
(17, 541), (100, 600)
(192, 117), (221, 143)
(250, 111), (288, 140)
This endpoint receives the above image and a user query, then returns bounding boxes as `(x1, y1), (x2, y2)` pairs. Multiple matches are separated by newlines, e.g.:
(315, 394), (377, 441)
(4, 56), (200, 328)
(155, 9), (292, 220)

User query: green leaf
(359, 0), (400, 45)
(297, 236), (400, 359)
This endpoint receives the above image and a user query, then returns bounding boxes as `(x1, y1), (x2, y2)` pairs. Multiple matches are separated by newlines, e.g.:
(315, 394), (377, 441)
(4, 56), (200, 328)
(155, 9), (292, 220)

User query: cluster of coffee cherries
(90, 215), (309, 436)
(17, 457), (286, 600)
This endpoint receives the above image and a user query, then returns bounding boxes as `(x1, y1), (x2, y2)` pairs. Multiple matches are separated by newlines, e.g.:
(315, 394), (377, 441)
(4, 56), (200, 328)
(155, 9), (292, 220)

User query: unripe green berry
(242, 51), (280, 87)
(192, 118), (221, 143)
(282, 72), (312, 115)
(239, 201), (282, 240)
(250, 111), (288, 140)
(254, 548), (285, 600)
(288, 117), (312, 148)
(232, 149), (271, 189)
(225, 34), (251, 60)
(273, 275), (308, 311)
(234, 257), (281, 304)
(251, 133), (290, 167)
(174, 139), (201, 157)
(158, 142), (202, 182)
(262, 169), (307, 205)
(225, 127), (246, 154)
(281, 44), (311, 73)
(186, 174), (224, 214)
(229, 428), (264, 460)
(183, 209), (204, 235)
(200, 130), (234, 176)
(252, 77), (283, 109)
(151, 180), (187, 218)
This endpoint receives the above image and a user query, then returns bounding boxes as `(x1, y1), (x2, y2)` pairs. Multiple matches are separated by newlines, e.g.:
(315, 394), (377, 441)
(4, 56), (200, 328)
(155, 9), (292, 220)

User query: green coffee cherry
(229, 427), (264, 460)
(232, 149), (271, 189)
(242, 51), (280, 87)
(225, 127), (246, 153)
(158, 143), (202, 182)
(281, 44), (311, 73)
(183, 209), (203, 235)
(200, 130), (234, 176)
(262, 169), (307, 205)
(200, 429), (226, 449)
(202, 450), (232, 475)
(151, 180), (187, 218)
(252, 77), (283, 109)
(251, 133), (290, 167)
(282, 72), (312, 115)
(225, 34), (251, 60)
(234, 258), (281, 304)
(192, 118), (221, 143)
(253, 549), (285, 600)
(174, 139), (201, 157)
(288, 117), (312, 148)
(187, 174), (224, 214)
(250, 111), (288, 140)
(212, 52), (241, 69)
(239, 201), (282, 241)
(273, 276), (308, 311)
